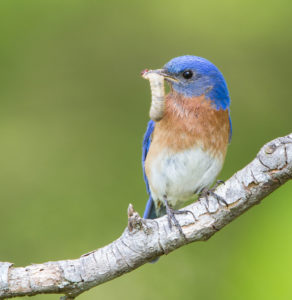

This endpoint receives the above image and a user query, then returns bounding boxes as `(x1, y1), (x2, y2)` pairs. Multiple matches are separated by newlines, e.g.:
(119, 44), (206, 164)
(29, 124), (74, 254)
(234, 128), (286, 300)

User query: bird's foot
(163, 196), (196, 239)
(199, 180), (228, 212)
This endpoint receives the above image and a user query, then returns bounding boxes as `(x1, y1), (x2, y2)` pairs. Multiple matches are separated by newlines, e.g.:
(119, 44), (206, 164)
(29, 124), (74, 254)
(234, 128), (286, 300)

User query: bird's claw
(199, 180), (228, 212)
(213, 179), (225, 189)
(163, 197), (196, 239)
(166, 206), (186, 238)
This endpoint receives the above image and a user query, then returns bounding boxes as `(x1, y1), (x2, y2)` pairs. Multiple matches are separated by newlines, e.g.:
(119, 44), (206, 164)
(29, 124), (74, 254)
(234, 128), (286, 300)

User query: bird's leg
(163, 197), (185, 237)
(199, 187), (210, 210)
(163, 195), (196, 239)
(199, 180), (228, 212)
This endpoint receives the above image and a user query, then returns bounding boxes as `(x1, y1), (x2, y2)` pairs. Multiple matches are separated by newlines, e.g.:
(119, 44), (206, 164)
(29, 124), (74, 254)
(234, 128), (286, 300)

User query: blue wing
(142, 120), (157, 219)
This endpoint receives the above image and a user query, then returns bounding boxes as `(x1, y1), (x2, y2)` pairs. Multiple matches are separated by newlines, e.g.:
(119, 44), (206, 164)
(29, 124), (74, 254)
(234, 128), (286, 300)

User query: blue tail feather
(143, 197), (157, 219)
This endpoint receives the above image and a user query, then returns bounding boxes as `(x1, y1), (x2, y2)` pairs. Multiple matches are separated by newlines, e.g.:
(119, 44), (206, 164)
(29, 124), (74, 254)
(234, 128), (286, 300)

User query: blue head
(157, 55), (230, 110)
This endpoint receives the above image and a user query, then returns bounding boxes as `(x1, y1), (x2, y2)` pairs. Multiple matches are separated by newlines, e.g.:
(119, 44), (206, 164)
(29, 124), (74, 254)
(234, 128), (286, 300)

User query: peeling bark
(0, 133), (291, 299)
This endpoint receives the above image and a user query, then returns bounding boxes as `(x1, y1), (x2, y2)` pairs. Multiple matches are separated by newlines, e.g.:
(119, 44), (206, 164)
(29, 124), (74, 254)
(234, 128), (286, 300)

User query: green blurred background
(0, 0), (291, 299)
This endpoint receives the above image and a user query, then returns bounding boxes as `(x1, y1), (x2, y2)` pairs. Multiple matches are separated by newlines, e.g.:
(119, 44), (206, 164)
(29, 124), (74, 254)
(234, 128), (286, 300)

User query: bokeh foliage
(0, 1), (291, 299)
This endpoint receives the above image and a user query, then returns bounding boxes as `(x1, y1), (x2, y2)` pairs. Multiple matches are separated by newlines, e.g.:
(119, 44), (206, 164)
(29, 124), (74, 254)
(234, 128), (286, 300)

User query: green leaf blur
(0, 1), (291, 299)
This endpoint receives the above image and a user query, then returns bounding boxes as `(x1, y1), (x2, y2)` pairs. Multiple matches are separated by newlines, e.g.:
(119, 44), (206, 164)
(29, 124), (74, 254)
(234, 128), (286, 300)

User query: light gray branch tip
(0, 133), (292, 299)
(127, 203), (143, 232)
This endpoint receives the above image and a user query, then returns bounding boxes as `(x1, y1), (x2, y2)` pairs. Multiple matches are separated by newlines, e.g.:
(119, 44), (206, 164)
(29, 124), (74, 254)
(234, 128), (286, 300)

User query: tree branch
(1, 133), (291, 299)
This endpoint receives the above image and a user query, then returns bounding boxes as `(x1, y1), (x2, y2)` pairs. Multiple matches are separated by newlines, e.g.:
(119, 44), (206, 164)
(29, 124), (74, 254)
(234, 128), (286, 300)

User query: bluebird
(142, 55), (232, 235)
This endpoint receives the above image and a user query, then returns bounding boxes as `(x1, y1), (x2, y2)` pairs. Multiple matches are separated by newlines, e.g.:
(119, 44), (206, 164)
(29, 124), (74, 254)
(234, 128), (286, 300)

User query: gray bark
(0, 133), (291, 299)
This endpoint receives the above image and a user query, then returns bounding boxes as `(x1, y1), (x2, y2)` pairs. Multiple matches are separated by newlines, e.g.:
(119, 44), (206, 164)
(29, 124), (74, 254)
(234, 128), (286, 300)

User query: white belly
(148, 146), (223, 209)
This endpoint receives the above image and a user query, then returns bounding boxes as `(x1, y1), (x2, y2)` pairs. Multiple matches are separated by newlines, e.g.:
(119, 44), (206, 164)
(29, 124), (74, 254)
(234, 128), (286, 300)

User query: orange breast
(145, 91), (230, 169)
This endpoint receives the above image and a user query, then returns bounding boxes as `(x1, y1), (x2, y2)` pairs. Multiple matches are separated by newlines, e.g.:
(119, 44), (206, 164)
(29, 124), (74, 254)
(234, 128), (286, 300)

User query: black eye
(182, 70), (193, 79)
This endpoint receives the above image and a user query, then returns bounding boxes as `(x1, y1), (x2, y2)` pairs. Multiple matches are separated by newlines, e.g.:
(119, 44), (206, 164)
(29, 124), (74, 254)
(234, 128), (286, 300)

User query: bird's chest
(144, 94), (230, 207)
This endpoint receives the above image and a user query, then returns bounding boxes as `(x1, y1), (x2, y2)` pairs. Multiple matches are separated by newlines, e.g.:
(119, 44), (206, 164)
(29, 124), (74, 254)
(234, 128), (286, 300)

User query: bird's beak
(149, 69), (179, 83)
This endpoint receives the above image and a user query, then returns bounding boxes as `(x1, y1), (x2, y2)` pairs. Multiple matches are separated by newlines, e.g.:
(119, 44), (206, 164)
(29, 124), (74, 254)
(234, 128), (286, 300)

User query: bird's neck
(165, 91), (211, 119)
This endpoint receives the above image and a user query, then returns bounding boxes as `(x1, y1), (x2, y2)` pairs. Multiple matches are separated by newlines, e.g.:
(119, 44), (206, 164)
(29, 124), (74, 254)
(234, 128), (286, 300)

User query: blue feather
(142, 121), (159, 262)
(143, 197), (157, 219)
(142, 120), (157, 219)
